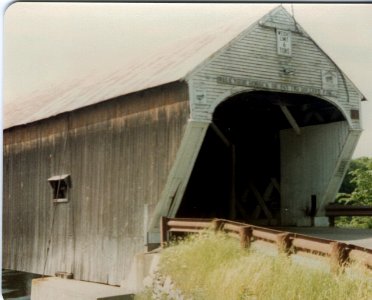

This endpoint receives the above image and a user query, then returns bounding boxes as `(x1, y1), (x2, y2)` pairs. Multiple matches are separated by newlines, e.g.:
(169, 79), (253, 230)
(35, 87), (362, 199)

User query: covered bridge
(3, 6), (365, 285)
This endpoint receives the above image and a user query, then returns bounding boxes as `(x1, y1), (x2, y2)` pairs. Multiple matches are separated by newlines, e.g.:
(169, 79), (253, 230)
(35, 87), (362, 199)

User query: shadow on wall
(2, 269), (43, 300)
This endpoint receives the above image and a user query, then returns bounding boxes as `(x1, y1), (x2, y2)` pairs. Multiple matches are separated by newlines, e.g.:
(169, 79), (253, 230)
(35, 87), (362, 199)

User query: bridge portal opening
(176, 91), (346, 225)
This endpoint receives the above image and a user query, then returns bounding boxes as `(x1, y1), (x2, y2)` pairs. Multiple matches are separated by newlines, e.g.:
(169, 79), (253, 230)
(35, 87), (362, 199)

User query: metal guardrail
(325, 205), (372, 227)
(160, 217), (372, 273)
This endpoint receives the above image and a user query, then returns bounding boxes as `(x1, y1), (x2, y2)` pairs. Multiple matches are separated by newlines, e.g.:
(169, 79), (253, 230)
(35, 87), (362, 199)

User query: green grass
(137, 231), (372, 300)
(336, 216), (372, 229)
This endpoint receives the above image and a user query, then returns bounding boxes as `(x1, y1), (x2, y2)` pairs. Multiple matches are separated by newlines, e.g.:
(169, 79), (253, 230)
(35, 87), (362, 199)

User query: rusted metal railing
(160, 217), (372, 272)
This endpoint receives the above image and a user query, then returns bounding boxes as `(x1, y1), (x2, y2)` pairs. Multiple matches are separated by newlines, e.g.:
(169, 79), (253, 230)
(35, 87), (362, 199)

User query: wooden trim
(148, 120), (209, 237)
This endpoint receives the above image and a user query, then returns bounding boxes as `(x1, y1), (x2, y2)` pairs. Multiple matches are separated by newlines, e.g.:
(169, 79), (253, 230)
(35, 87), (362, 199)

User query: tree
(336, 157), (372, 228)
(339, 158), (370, 195)
(348, 158), (372, 205)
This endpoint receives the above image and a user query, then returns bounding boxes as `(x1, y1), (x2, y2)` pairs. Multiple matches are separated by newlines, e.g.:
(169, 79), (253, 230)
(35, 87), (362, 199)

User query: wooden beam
(280, 104), (301, 135)
(270, 177), (281, 194)
(211, 123), (231, 147)
(236, 201), (248, 219)
(314, 112), (325, 123)
(248, 182), (273, 221)
(263, 182), (274, 202)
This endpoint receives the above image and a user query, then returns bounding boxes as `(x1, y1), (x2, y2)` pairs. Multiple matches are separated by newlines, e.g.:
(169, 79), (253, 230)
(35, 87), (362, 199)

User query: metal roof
(7, 5), (365, 129)
(4, 5), (277, 129)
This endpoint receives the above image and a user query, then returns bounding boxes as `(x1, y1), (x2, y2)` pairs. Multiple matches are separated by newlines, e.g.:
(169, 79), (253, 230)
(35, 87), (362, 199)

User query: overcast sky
(4, 2), (372, 157)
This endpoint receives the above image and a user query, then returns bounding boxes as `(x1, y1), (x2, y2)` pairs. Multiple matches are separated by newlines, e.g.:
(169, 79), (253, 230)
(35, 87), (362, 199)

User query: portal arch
(207, 88), (353, 129)
(177, 90), (349, 226)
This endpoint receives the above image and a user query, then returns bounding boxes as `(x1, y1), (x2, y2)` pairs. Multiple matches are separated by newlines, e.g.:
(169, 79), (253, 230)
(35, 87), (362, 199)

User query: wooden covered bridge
(3, 6), (365, 287)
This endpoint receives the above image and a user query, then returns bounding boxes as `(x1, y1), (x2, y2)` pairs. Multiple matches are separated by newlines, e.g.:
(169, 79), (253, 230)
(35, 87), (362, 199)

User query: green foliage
(348, 158), (372, 205)
(338, 157), (372, 205)
(138, 232), (372, 300)
(336, 216), (372, 229)
(339, 158), (369, 194)
(336, 157), (372, 228)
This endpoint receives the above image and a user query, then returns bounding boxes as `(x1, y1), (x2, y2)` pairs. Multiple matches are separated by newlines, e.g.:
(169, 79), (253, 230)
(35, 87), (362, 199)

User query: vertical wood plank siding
(3, 82), (189, 285)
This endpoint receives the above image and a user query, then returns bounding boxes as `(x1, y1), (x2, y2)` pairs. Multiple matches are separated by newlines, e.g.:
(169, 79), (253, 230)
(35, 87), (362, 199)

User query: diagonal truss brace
(280, 104), (301, 135)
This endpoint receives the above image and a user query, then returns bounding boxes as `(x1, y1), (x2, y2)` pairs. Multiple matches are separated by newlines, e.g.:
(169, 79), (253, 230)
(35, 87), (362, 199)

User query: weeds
(138, 231), (371, 300)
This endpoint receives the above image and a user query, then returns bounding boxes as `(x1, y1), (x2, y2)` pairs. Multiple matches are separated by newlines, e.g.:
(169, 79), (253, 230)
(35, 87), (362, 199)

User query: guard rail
(160, 217), (372, 273)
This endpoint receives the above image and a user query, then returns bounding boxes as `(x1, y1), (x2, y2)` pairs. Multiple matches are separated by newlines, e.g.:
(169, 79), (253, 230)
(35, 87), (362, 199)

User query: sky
(4, 2), (372, 158)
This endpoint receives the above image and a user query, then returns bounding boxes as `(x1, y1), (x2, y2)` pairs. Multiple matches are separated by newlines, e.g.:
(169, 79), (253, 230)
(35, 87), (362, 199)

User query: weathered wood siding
(280, 121), (350, 226)
(188, 7), (362, 129)
(182, 6), (362, 225)
(3, 82), (189, 285)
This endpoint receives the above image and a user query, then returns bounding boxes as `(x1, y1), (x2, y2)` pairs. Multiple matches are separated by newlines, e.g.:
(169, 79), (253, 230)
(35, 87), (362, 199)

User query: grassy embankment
(138, 232), (371, 300)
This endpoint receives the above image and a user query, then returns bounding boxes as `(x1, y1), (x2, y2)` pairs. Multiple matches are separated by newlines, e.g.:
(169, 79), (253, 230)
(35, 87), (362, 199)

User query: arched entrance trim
(205, 88), (353, 129)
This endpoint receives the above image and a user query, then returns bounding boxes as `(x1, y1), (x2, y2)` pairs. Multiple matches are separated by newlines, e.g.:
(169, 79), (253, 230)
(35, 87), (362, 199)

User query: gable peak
(259, 5), (301, 33)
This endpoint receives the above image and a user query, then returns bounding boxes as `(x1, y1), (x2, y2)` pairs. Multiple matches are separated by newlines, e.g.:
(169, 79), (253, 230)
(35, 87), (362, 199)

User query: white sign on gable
(277, 29), (292, 56)
(322, 70), (338, 91)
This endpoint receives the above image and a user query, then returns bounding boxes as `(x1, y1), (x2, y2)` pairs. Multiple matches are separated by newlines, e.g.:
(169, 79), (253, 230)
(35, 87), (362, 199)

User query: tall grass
(143, 232), (371, 300)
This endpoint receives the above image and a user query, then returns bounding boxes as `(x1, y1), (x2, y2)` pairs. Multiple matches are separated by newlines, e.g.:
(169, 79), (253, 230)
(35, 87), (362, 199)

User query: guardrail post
(277, 233), (292, 255)
(212, 219), (224, 233)
(330, 242), (348, 273)
(239, 226), (252, 249)
(160, 216), (169, 248)
(328, 216), (335, 227)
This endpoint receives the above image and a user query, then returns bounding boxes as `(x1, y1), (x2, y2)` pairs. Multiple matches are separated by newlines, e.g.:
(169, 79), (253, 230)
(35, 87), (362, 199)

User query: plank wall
(189, 7), (362, 129)
(3, 82), (189, 285)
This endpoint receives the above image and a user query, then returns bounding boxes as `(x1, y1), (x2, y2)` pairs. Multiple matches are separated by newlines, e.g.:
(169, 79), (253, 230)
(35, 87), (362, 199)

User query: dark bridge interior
(176, 91), (345, 224)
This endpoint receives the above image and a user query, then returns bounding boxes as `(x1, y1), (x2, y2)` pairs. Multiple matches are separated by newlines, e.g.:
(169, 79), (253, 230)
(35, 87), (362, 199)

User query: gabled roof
(4, 5), (365, 129)
(4, 5), (279, 129)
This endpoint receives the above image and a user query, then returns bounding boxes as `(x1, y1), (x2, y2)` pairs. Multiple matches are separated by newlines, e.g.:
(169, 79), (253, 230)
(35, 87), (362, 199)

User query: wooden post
(239, 226), (252, 249)
(329, 216), (335, 227)
(277, 233), (292, 255)
(310, 194), (317, 226)
(330, 242), (348, 273)
(160, 216), (169, 248)
(212, 219), (224, 233)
